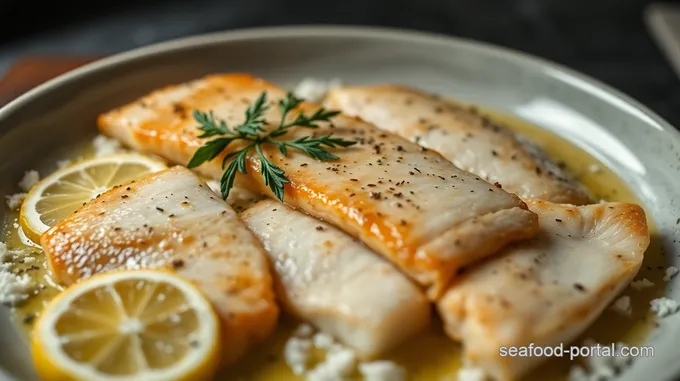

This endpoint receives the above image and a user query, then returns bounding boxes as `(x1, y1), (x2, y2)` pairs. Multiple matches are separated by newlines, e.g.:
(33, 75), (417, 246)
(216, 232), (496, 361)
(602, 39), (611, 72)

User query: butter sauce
(1, 109), (666, 381)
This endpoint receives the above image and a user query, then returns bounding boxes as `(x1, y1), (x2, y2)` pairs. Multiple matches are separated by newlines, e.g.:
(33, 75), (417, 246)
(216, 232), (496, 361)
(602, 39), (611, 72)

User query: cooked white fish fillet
(437, 200), (649, 381)
(41, 166), (279, 365)
(241, 200), (430, 358)
(325, 85), (590, 205)
(97, 74), (539, 299)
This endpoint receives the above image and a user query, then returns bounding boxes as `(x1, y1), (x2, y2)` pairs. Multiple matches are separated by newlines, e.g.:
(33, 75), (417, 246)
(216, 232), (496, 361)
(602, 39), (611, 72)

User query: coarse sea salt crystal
(56, 159), (72, 168)
(282, 324), (406, 381)
(663, 266), (679, 282)
(18, 170), (40, 192)
(0, 242), (36, 305)
(587, 164), (602, 174)
(457, 366), (488, 381)
(293, 78), (342, 102)
(610, 296), (632, 316)
(650, 297), (680, 318)
(570, 340), (634, 381)
(630, 278), (655, 290)
(306, 346), (356, 381)
(283, 336), (312, 376)
(93, 135), (125, 157)
(5, 193), (26, 210)
(359, 361), (406, 381)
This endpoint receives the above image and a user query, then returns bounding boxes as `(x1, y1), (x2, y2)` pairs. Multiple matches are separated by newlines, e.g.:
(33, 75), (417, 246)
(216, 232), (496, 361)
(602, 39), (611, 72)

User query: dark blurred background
(0, 0), (678, 124)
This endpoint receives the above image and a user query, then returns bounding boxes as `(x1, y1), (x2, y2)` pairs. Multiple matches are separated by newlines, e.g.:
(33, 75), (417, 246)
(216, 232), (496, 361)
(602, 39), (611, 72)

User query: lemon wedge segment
(20, 154), (166, 243)
(31, 270), (221, 381)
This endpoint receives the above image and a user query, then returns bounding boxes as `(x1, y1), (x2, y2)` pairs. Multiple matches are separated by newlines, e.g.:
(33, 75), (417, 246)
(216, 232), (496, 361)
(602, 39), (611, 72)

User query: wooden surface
(0, 56), (97, 106)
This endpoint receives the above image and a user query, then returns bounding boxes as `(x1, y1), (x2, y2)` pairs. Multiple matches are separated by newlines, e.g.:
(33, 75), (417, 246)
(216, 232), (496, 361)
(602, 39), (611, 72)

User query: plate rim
(0, 24), (678, 381)
(0, 25), (677, 141)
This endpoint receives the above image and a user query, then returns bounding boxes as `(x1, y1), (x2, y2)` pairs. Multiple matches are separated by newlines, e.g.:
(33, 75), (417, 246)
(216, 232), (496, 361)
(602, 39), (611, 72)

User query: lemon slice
(20, 154), (167, 242)
(32, 270), (221, 381)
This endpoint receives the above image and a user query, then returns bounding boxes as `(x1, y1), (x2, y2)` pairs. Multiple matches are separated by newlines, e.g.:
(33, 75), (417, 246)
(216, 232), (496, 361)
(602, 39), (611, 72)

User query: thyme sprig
(188, 92), (355, 200)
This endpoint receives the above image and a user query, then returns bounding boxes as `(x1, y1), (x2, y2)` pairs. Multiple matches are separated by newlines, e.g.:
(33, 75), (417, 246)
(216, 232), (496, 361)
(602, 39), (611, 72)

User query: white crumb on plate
(587, 164), (602, 173)
(5, 193), (26, 210)
(312, 331), (335, 350)
(284, 336), (312, 376)
(283, 324), (406, 380)
(570, 339), (634, 381)
(18, 170), (40, 192)
(610, 296), (632, 316)
(457, 366), (488, 381)
(93, 134), (125, 156)
(0, 242), (36, 305)
(630, 278), (655, 290)
(294, 323), (314, 338)
(567, 365), (588, 381)
(650, 297), (680, 318)
(358, 361), (406, 381)
(293, 78), (342, 102)
(306, 346), (357, 381)
(663, 266), (679, 282)
(56, 159), (72, 168)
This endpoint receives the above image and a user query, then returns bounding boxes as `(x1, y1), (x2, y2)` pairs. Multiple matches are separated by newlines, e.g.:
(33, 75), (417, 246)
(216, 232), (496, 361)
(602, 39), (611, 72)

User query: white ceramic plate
(0, 26), (678, 381)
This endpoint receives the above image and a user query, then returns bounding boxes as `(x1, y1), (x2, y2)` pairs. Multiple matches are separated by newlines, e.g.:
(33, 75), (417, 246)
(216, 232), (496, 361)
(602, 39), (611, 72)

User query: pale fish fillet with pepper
(97, 73), (539, 299)
(324, 85), (591, 204)
(41, 166), (279, 366)
(437, 200), (649, 381)
(241, 199), (431, 358)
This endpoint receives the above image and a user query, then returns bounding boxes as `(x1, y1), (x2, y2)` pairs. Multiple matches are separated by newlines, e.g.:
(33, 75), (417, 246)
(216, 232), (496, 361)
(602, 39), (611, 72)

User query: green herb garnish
(187, 91), (356, 201)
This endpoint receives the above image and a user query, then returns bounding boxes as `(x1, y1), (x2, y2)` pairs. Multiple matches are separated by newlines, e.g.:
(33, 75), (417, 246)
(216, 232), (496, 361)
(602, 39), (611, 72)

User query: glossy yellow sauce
(0, 110), (667, 380)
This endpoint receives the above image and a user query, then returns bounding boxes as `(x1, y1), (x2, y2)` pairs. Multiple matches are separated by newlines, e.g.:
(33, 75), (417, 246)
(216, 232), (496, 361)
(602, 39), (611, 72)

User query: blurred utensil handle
(645, 2), (680, 80)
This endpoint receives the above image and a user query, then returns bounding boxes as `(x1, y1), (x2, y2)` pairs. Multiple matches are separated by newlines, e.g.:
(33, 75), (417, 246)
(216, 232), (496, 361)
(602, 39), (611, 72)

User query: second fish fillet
(325, 85), (590, 204)
(241, 199), (431, 358)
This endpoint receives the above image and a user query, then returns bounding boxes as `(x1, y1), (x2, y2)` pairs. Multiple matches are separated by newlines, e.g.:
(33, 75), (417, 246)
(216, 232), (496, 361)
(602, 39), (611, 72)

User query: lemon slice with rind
(31, 270), (221, 381)
(20, 153), (166, 243)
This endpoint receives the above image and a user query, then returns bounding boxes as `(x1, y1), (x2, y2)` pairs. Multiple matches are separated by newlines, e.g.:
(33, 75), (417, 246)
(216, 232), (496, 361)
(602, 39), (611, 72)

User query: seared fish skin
(41, 166), (279, 365)
(437, 200), (649, 381)
(325, 85), (591, 205)
(98, 73), (539, 299)
(241, 200), (430, 358)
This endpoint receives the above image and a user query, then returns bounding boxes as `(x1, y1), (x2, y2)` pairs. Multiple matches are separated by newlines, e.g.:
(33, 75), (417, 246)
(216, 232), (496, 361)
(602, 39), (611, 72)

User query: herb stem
(188, 91), (355, 201)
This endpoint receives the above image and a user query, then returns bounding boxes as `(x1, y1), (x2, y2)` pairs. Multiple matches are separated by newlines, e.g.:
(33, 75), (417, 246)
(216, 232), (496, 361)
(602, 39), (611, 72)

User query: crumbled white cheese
(571, 340), (633, 381)
(359, 361), (406, 381)
(307, 346), (357, 381)
(18, 170), (40, 192)
(567, 365), (588, 381)
(56, 159), (72, 168)
(630, 278), (655, 290)
(294, 323), (314, 338)
(610, 296), (632, 316)
(0, 242), (35, 305)
(650, 297), (680, 318)
(5, 193), (26, 210)
(283, 324), (406, 381)
(587, 164), (602, 174)
(293, 78), (342, 102)
(312, 332), (336, 351)
(457, 366), (488, 381)
(93, 134), (125, 156)
(0, 271), (35, 305)
(0, 242), (23, 261)
(284, 336), (312, 376)
(663, 266), (679, 282)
